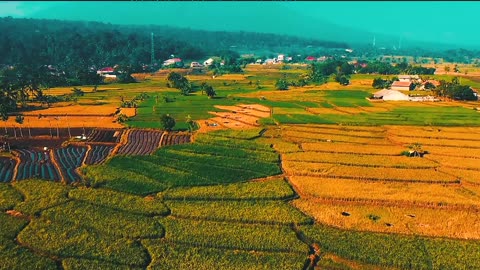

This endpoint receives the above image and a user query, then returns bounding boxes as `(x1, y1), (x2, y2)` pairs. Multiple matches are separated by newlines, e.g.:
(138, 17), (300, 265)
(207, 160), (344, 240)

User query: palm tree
(15, 115), (24, 138)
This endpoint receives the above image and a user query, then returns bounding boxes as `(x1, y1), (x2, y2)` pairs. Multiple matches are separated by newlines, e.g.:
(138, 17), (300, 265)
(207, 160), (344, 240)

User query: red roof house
(391, 81), (414, 91)
(305, 56), (316, 61)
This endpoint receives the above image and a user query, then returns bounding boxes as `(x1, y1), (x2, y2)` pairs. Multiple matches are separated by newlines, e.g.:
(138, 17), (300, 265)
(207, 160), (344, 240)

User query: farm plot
(289, 176), (480, 207)
(159, 217), (307, 253)
(54, 146), (87, 183)
(86, 129), (123, 143)
(160, 133), (191, 147)
(15, 149), (60, 181)
(0, 157), (16, 182)
(283, 161), (456, 183)
(84, 144), (114, 165)
(142, 240), (306, 270)
(166, 200), (312, 225)
(293, 201), (480, 239)
(117, 129), (164, 155)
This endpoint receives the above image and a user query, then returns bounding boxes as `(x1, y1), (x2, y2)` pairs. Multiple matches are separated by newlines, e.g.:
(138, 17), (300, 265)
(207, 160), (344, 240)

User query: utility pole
(151, 32), (155, 67)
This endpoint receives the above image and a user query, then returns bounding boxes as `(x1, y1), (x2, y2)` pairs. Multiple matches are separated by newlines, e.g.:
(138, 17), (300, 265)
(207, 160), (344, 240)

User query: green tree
(205, 85), (216, 98)
(160, 114), (176, 131)
(71, 87), (84, 96)
(275, 74), (289, 90)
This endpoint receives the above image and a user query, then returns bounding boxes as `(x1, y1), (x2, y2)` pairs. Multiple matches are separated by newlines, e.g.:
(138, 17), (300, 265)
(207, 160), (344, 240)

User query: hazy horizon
(1, 1), (479, 49)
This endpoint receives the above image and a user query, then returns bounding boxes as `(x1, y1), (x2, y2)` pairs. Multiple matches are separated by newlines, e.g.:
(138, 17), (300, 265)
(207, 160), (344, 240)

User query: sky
(1, 1), (478, 48)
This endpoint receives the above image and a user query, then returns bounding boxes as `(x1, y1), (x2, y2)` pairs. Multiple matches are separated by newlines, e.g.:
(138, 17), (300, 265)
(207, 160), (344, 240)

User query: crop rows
(159, 217), (307, 253)
(283, 152), (438, 169)
(282, 130), (391, 145)
(42, 201), (165, 239)
(86, 129), (123, 143)
(117, 129), (163, 155)
(427, 155), (480, 170)
(160, 133), (191, 147)
(161, 178), (295, 201)
(301, 224), (480, 270)
(300, 142), (404, 155)
(69, 187), (169, 215)
(283, 161), (458, 183)
(142, 240), (306, 270)
(390, 135), (480, 148)
(166, 200), (312, 225)
(284, 125), (386, 138)
(15, 149), (60, 181)
(0, 157), (16, 182)
(84, 144), (113, 165)
(54, 146), (87, 183)
(289, 176), (480, 207)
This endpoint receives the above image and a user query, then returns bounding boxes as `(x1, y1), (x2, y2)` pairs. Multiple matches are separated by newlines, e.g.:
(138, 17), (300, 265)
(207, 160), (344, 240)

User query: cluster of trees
(436, 78), (478, 101)
(307, 60), (354, 85)
(372, 77), (399, 89)
(166, 72), (192, 96)
(357, 61), (435, 75)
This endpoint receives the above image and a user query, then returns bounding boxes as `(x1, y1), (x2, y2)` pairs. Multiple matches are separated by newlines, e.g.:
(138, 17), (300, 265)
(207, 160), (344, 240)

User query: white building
(203, 58), (214, 66)
(373, 89), (409, 101)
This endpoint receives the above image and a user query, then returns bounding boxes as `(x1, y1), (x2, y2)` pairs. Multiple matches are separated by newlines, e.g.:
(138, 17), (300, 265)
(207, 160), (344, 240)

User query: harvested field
(0, 157), (16, 182)
(53, 146), (87, 183)
(289, 177), (479, 208)
(3, 115), (123, 128)
(160, 133), (191, 147)
(293, 201), (480, 239)
(15, 149), (60, 181)
(86, 129), (123, 143)
(117, 129), (164, 155)
(84, 145), (114, 165)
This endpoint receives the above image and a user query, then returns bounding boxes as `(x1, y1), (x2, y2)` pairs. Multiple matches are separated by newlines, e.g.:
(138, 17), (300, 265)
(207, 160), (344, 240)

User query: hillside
(0, 17), (348, 68)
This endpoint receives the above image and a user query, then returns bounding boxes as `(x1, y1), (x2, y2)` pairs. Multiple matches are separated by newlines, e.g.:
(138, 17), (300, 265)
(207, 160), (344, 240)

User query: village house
(190, 62), (203, 68)
(398, 75), (421, 83)
(305, 56), (316, 61)
(96, 67), (116, 78)
(203, 58), (214, 66)
(391, 81), (414, 91)
(163, 58), (183, 67)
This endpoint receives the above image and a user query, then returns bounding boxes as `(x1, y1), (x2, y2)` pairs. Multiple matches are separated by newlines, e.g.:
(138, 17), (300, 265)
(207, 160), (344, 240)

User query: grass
(85, 132), (281, 194)
(301, 223), (480, 270)
(18, 218), (150, 266)
(12, 179), (70, 216)
(0, 214), (57, 270)
(142, 239), (306, 270)
(0, 184), (23, 211)
(166, 200), (312, 225)
(42, 201), (164, 238)
(69, 187), (169, 216)
(159, 217), (307, 253)
(161, 177), (295, 201)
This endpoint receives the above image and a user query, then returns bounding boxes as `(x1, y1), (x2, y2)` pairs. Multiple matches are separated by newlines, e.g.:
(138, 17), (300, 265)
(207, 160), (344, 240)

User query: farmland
(1, 63), (480, 269)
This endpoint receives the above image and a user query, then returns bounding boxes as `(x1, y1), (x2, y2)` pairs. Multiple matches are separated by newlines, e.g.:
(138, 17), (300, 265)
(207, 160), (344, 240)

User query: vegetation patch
(159, 217), (307, 253)
(69, 187), (169, 215)
(142, 239), (306, 270)
(12, 179), (70, 216)
(166, 200), (312, 225)
(161, 178), (295, 201)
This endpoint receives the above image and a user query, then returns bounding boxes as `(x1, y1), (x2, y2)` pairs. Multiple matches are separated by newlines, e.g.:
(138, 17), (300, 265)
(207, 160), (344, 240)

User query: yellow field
(301, 142), (404, 155)
(283, 152), (438, 168)
(289, 177), (479, 207)
(265, 124), (480, 239)
(292, 200), (480, 239)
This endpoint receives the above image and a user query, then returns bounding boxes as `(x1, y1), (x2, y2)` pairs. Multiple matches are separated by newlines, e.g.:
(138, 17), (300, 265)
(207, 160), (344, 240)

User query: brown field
(3, 115), (123, 128)
(289, 177), (479, 207)
(292, 200), (480, 239)
(263, 124), (480, 239)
